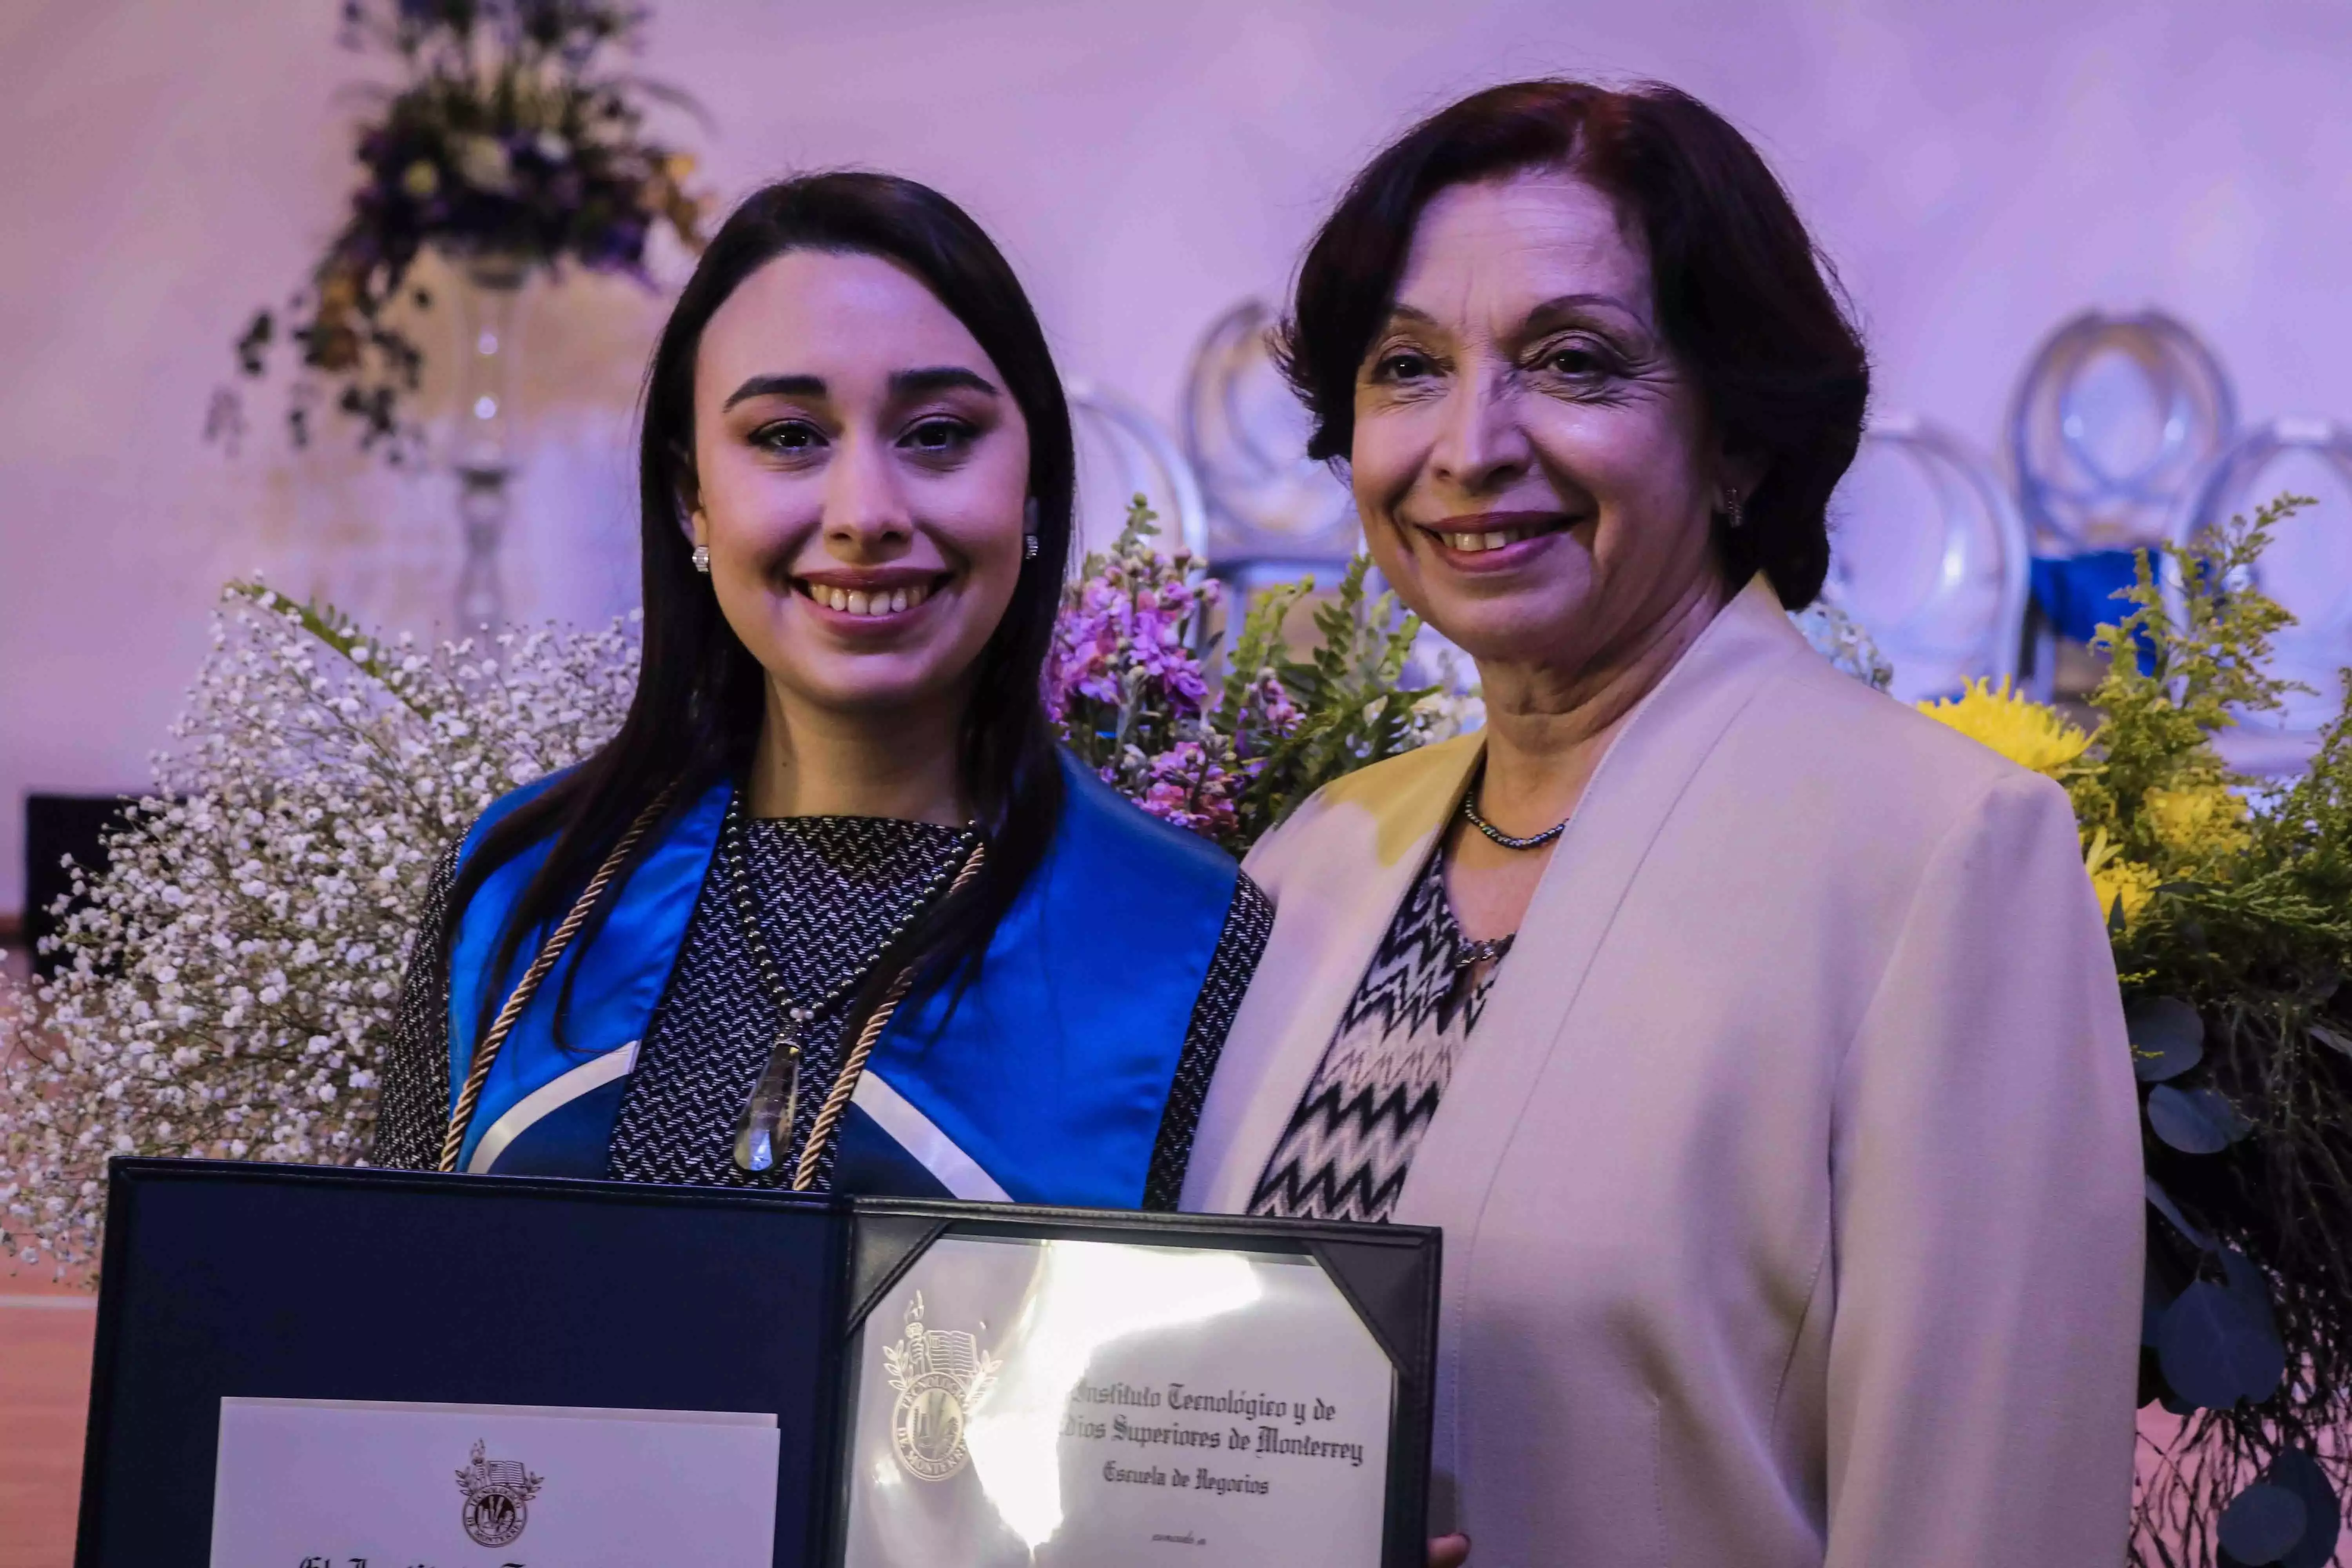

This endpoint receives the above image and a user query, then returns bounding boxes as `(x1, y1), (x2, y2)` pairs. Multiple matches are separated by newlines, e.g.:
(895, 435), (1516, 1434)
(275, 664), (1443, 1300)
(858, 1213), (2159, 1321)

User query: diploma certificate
(209, 1398), (780, 1567)
(840, 1236), (1393, 1568)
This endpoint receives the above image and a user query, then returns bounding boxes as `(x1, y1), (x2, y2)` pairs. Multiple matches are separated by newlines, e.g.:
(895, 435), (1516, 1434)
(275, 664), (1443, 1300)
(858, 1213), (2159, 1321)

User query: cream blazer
(1183, 578), (2144, 1568)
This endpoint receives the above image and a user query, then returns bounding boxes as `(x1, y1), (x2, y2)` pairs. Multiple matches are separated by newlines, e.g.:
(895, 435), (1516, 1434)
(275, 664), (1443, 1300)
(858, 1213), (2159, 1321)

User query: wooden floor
(0, 1279), (94, 1568)
(0, 936), (90, 1568)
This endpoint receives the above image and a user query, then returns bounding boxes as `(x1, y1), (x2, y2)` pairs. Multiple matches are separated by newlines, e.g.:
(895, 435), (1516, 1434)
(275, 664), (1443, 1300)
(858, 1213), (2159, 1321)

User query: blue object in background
(2030, 549), (2145, 646)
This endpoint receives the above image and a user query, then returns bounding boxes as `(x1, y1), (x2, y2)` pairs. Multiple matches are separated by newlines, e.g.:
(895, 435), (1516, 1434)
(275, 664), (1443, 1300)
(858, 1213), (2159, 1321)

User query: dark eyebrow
(723, 367), (998, 412)
(1522, 292), (1646, 333)
(889, 366), (999, 399)
(724, 373), (825, 410)
(1378, 295), (1646, 336)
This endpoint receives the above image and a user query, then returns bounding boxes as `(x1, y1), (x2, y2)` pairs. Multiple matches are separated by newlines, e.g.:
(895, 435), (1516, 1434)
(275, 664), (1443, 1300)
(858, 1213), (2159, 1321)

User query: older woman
(1183, 81), (2143, 1567)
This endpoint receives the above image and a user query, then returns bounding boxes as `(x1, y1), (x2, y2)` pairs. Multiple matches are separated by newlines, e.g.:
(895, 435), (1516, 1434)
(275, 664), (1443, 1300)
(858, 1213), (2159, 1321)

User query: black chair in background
(23, 793), (141, 979)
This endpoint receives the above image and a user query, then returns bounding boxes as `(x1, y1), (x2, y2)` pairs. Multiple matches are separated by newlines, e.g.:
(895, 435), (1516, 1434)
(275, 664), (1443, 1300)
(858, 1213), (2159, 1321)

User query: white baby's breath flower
(0, 584), (638, 1278)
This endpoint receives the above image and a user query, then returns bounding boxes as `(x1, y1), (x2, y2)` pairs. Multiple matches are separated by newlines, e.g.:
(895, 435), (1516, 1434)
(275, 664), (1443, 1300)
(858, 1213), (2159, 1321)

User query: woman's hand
(1430, 1534), (1472, 1567)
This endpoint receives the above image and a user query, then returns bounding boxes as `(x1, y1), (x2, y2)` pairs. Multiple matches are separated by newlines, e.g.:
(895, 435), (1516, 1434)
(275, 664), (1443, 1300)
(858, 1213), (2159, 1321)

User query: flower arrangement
(1920, 495), (2351, 1568)
(0, 588), (639, 1271)
(1045, 499), (1471, 852)
(215, 0), (707, 460)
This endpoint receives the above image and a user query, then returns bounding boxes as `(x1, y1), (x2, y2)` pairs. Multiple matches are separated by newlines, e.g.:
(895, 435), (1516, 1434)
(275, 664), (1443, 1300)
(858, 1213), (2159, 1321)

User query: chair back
(1823, 416), (2029, 704)
(2172, 417), (2352, 775)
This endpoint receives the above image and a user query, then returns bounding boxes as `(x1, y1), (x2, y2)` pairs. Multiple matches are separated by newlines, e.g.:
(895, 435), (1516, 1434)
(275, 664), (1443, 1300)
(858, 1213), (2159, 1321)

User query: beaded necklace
(720, 789), (977, 1176)
(1459, 774), (1570, 852)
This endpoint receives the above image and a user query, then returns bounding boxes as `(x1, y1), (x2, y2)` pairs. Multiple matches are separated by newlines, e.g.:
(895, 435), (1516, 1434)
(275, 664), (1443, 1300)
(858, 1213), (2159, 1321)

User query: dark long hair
(1279, 79), (1869, 608)
(445, 171), (1074, 1044)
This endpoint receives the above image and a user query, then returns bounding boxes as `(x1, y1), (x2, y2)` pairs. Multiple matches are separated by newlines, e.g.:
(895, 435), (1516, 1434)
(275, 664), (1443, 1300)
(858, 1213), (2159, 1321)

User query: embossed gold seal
(882, 1291), (1001, 1482)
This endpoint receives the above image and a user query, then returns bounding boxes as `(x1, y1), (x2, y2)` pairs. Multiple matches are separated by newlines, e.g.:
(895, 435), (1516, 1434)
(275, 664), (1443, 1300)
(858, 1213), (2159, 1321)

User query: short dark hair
(1280, 79), (1868, 608)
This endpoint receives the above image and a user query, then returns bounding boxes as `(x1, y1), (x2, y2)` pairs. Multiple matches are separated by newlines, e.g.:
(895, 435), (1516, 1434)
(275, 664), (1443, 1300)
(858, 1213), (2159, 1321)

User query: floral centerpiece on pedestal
(216, 0), (708, 462)
(1920, 497), (2350, 1568)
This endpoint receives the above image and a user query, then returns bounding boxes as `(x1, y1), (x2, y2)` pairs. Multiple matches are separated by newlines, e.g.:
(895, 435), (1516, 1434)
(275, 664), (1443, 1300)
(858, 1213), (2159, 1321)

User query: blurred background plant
(210, 0), (708, 462)
(1920, 495), (2351, 1568)
(1045, 499), (1467, 852)
(0, 587), (640, 1274)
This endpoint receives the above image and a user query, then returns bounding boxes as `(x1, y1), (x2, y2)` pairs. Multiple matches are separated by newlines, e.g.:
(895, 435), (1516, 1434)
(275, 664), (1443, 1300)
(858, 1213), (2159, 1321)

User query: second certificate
(841, 1233), (1395, 1567)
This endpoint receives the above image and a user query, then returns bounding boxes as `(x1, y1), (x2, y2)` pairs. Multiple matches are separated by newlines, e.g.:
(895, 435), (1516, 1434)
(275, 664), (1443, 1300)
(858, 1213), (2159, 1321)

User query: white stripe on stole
(850, 1071), (1011, 1202)
(465, 1042), (640, 1175)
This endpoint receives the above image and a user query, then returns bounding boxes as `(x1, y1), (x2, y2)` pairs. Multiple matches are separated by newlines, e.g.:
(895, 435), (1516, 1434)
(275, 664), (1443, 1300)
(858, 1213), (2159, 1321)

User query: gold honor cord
(791, 839), (987, 1192)
(437, 788), (677, 1174)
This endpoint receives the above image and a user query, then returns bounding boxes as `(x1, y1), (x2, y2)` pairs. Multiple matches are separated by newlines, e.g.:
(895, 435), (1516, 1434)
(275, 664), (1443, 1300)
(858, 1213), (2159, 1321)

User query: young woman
(374, 172), (1269, 1206)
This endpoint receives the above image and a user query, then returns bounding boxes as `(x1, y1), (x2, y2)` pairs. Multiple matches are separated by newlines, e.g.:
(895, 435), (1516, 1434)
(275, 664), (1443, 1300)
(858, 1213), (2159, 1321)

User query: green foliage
(2070, 495), (2305, 868)
(2071, 497), (2352, 1568)
(1214, 556), (1439, 848)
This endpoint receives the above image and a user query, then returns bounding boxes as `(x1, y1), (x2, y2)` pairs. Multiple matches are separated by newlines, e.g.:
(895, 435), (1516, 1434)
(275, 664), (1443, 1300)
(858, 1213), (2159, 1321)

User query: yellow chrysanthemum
(2082, 826), (2159, 928)
(2090, 856), (2161, 927)
(2144, 783), (2251, 861)
(1916, 679), (2090, 776)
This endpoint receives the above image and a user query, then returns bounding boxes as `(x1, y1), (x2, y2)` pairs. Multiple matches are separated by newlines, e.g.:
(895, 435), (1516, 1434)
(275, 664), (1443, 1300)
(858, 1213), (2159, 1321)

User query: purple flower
(1131, 740), (1240, 840)
(1045, 559), (1213, 725)
(1045, 514), (1282, 848)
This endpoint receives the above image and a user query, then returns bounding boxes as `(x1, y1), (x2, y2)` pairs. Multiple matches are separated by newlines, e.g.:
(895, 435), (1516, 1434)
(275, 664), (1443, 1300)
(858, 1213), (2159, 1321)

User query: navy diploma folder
(76, 1160), (1438, 1568)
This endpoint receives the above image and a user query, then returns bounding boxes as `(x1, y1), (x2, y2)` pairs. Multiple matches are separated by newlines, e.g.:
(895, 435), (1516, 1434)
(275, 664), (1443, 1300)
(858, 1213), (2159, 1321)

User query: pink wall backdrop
(3, 0), (2349, 914)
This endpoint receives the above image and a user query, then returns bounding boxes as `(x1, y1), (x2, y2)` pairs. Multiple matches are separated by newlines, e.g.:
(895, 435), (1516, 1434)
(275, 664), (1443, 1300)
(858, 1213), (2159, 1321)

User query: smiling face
(688, 248), (1031, 721)
(1350, 167), (1738, 674)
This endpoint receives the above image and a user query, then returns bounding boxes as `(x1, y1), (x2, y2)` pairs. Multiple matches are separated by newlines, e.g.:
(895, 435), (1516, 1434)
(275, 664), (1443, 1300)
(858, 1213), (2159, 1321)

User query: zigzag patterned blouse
(1246, 847), (1503, 1223)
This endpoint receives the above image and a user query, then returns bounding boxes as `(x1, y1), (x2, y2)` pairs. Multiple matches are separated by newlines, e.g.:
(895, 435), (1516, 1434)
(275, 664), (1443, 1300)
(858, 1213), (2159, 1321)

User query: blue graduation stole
(442, 751), (1239, 1207)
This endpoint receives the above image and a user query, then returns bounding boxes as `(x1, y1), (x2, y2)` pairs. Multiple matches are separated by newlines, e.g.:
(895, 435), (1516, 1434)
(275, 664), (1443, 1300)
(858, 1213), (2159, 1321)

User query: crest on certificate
(455, 1437), (545, 1547)
(881, 1291), (1001, 1481)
